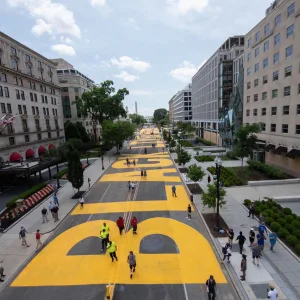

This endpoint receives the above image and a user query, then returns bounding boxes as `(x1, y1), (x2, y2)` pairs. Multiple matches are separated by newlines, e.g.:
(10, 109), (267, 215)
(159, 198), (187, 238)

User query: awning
(265, 144), (275, 151)
(48, 144), (55, 150)
(286, 149), (300, 159)
(10, 152), (22, 162)
(38, 145), (46, 154)
(273, 146), (288, 155)
(25, 149), (35, 158)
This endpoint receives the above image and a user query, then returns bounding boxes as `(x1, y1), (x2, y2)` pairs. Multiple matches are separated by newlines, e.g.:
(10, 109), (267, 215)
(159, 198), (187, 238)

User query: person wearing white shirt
(79, 197), (84, 209)
(267, 284), (278, 300)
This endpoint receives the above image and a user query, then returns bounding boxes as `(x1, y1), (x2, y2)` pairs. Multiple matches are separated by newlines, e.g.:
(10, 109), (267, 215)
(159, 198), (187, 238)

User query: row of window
(247, 2), (295, 48)
(246, 104), (300, 117)
(258, 123), (300, 135)
(8, 131), (60, 146)
(0, 86), (10, 98)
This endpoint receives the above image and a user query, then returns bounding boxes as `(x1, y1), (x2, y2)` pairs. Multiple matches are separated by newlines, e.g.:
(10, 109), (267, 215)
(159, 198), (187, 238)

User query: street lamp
(214, 156), (223, 229)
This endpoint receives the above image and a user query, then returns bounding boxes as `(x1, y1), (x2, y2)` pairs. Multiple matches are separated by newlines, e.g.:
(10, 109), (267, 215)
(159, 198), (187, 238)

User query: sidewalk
(0, 150), (119, 291)
(175, 152), (300, 300)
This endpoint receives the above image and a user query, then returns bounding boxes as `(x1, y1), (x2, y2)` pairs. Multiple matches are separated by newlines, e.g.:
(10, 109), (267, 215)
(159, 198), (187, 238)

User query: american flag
(0, 114), (17, 126)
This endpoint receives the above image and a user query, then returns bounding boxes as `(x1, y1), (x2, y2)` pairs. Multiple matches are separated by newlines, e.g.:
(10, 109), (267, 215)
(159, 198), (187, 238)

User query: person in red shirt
(116, 216), (125, 235)
(35, 229), (43, 252)
(131, 216), (138, 234)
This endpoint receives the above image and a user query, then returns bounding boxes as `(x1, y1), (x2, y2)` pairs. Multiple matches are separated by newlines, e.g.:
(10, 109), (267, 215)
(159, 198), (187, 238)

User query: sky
(1, 0), (269, 116)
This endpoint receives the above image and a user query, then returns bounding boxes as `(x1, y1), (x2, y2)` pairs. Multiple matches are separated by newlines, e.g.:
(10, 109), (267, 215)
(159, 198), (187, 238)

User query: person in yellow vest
(100, 229), (109, 252)
(107, 241), (118, 262)
(101, 223), (110, 242)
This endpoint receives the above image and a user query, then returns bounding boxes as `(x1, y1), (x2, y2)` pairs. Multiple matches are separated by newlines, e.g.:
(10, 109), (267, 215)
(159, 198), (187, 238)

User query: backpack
(222, 246), (227, 254)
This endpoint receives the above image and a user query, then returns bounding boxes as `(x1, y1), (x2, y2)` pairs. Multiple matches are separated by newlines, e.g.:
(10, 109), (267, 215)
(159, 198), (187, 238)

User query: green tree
(202, 183), (227, 213)
(102, 120), (136, 154)
(129, 114), (146, 126)
(64, 121), (81, 141)
(234, 123), (261, 166)
(153, 108), (168, 124)
(66, 143), (84, 193)
(169, 138), (176, 149)
(176, 145), (191, 165)
(176, 121), (195, 137)
(187, 165), (205, 190)
(75, 122), (90, 142)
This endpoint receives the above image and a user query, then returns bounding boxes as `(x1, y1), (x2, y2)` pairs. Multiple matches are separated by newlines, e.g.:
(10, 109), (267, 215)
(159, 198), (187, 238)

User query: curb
(167, 148), (245, 300)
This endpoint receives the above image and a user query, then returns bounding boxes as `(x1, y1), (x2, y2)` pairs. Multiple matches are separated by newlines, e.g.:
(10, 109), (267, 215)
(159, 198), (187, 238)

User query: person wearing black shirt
(236, 231), (246, 254)
(206, 275), (216, 300)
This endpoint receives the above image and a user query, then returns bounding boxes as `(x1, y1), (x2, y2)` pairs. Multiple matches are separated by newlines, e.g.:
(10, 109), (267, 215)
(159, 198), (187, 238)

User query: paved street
(0, 129), (239, 300)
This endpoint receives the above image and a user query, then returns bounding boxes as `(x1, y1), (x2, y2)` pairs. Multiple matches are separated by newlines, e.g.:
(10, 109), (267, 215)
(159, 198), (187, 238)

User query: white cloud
(85, 38), (91, 44)
(111, 56), (151, 72)
(7, 0), (81, 38)
(127, 18), (140, 31)
(60, 36), (73, 44)
(130, 90), (154, 96)
(114, 71), (139, 82)
(51, 44), (76, 56)
(167, 0), (209, 15)
(90, 0), (106, 7)
(169, 61), (198, 82)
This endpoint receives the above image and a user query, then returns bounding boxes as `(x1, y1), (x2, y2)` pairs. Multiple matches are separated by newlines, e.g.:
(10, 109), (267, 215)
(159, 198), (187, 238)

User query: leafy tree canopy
(187, 165), (205, 183)
(129, 114), (146, 126)
(64, 121), (90, 143)
(176, 122), (195, 136)
(153, 108), (168, 124)
(176, 145), (191, 165)
(202, 183), (227, 212)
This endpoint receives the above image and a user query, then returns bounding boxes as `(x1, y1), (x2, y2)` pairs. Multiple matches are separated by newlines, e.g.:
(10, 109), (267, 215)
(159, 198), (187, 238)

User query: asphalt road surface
(0, 128), (239, 300)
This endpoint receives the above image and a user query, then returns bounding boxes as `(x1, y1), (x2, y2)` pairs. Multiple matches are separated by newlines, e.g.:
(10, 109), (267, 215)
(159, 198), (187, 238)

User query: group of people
(126, 158), (136, 167)
(18, 226), (44, 253)
(140, 170), (147, 177)
(99, 217), (138, 278)
(44, 193), (60, 223)
(127, 181), (136, 192)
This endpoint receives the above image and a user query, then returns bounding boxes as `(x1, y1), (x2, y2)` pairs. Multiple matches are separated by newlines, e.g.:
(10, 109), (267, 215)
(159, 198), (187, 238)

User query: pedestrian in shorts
(41, 207), (48, 223)
(186, 204), (192, 220)
(79, 197), (84, 209)
(19, 226), (30, 247)
(127, 251), (136, 279)
(35, 229), (43, 252)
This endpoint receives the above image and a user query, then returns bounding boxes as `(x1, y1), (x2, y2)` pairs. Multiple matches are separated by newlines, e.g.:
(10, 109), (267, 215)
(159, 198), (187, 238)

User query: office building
(0, 31), (64, 163)
(51, 58), (100, 139)
(173, 84), (192, 123)
(243, 0), (300, 176)
(168, 96), (174, 123)
(192, 36), (244, 145)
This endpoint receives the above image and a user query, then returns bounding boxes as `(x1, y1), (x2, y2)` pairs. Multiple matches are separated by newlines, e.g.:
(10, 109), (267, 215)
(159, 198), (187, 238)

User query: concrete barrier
(248, 178), (300, 187)
(273, 196), (300, 203)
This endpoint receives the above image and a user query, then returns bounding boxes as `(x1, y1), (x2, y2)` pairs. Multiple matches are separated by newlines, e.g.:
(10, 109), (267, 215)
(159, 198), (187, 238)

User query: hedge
(195, 155), (215, 162)
(53, 168), (68, 179)
(207, 166), (243, 187)
(179, 140), (193, 147)
(247, 160), (288, 179)
(195, 137), (214, 146)
(6, 183), (47, 209)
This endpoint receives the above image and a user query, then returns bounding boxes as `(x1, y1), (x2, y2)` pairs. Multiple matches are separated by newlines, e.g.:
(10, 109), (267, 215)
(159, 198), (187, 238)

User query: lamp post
(214, 156), (223, 229)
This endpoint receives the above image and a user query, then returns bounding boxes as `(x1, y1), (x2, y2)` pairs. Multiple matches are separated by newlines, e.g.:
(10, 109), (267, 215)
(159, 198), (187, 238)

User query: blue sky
(1, 0), (268, 116)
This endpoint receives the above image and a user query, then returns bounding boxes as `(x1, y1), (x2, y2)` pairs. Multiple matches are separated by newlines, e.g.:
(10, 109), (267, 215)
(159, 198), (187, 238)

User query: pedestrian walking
(259, 222), (268, 236)
(143, 170), (147, 177)
(35, 229), (43, 252)
(116, 216), (125, 235)
(248, 202), (255, 218)
(269, 231), (277, 251)
(133, 159), (136, 166)
(240, 254), (247, 281)
(267, 283), (278, 300)
(52, 205), (59, 222)
(190, 193), (194, 203)
(257, 232), (266, 251)
(236, 231), (246, 254)
(140, 170), (144, 177)
(227, 229), (234, 247)
(41, 207), (48, 223)
(252, 242), (261, 266)
(131, 216), (138, 234)
(49, 201), (54, 218)
(0, 260), (6, 282)
(53, 193), (59, 206)
(172, 185), (177, 197)
(222, 243), (232, 263)
(79, 197), (84, 209)
(19, 226), (30, 247)
(131, 182), (135, 192)
(206, 275), (217, 300)
(186, 204), (192, 220)
(126, 158), (129, 166)
(100, 229), (109, 252)
(249, 228), (255, 247)
(101, 223), (110, 242)
(106, 241), (118, 262)
(127, 251), (136, 279)
(128, 181), (131, 191)
(259, 214), (265, 225)
(208, 175), (211, 184)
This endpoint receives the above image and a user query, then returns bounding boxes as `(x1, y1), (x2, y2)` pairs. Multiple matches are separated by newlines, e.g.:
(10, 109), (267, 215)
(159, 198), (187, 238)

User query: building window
(13, 76), (18, 85)
(273, 52), (280, 64)
(273, 71), (279, 81)
(298, 84), (300, 94)
(254, 63), (259, 72)
(48, 132), (52, 138)
(261, 123), (266, 131)
(12, 59), (18, 70)
(287, 24), (294, 38)
(248, 38), (252, 48)
(271, 124), (276, 132)
(274, 33), (281, 46)
(286, 45), (293, 58)
(247, 82), (251, 89)
(27, 65), (32, 76)
(255, 31), (260, 41)
(272, 89), (278, 98)
(37, 133), (42, 140)
(11, 47), (16, 55)
(9, 137), (15, 145)
(62, 87), (69, 92)
(254, 94), (258, 102)
(275, 14), (281, 27)
(32, 106), (35, 115)
(262, 108), (266, 115)
(264, 23), (270, 35)
(297, 105), (300, 114)
(247, 53), (251, 61)
(16, 89), (20, 100)
(284, 86), (291, 96)
(45, 96), (48, 104)
(0, 86), (2, 97)
(43, 107), (46, 115)
(30, 92), (33, 102)
(24, 134), (30, 142)
(262, 92), (267, 100)
(255, 47), (260, 57)
(288, 2), (295, 17)
(19, 78), (23, 86)
(21, 90), (25, 100)
(285, 66), (292, 77)
(282, 124), (289, 133)
(42, 95), (44, 103)
(36, 107), (39, 115)
(264, 41), (269, 52)
(34, 93), (37, 102)
(263, 58), (268, 68)
(18, 104), (22, 114)
(25, 54), (30, 62)
(263, 75), (268, 84)
(1, 73), (7, 82)
(7, 103), (12, 113)
(246, 96), (250, 103)
(4, 87), (9, 98)
(23, 105), (27, 114)
(271, 107), (277, 115)
(246, 109), (250, 116)
(253, 109), (258, 116)
(254, 78), (259, 87)
(1, 103), (6, 113)
(283, 105), (290, 115)
(296, 125), (300, 134)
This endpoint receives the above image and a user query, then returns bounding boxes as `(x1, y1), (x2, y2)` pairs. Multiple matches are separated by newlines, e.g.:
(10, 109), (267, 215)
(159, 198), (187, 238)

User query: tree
(176, 145), (191, 165)
(75, 122), (90, 143)
(102, 120), (136, 154)
(64, 121), (81, 141)
(187, 165), (205, 190)
(176, 121), (195, 137)
(153, 108), (168, 124)
(66, 143), (84, 193)
(129, 114), (146, 126)
(202, 183), (227, 213)
(169, 138), (176, 149)
(234, 123), (261, 166)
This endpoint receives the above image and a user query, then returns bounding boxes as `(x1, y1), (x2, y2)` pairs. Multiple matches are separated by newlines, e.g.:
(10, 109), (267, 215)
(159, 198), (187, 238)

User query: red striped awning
(25, 149), (35, 158)
(10, 152), (22, 162)
(49, 144), (55, 150)
(38, 145), (46, 154)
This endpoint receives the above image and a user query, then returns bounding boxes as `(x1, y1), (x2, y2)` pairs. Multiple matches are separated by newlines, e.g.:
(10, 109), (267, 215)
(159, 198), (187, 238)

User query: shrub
(225, 151), (237, 160)
(265, 217), (273, 225)
(296, 217), (300, 223)
(53, 168), (68, 179)
(277, 218), (286, 226)
(295, 244), (300, 255)
(179, 140), (193, 147)
(262, 211), (269, 218)
(195, 137), (214, 146)
(244, 199), (251, 207)
(285, 215), (294, 224)
(283, 207), (292, 215)
(194, 155), (215, 162)
(286, 235), (298, 246)
(292, 230), (300, 239)
(292, 220), (300, 228)
(254, 200), (261, 207)
(271, 222), (281, 232)
(278, 228), (289, 238)
(284, 224), (294, 233)
(291, 214), (298, 220)
(266, 201), (274, 209)
(207, 166), (243, 187)
(278, 212), (285, 219)
(255, 207), (261, 215)
(272, 207), (279, 213)
(272, 213), (279, 221)
(247, 160), (287, 179)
